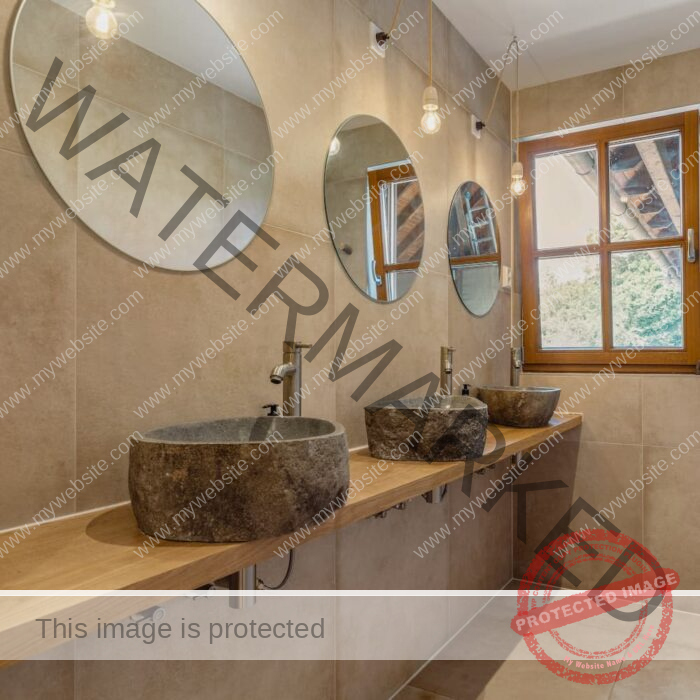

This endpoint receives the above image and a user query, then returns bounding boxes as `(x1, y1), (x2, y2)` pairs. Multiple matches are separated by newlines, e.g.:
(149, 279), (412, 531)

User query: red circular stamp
(511, 528), (679, 684)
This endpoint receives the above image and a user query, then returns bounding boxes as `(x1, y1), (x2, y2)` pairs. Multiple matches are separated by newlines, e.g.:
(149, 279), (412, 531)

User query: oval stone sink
(365, 395), (488, 462)
(129, 417), (349, 543)
(473, 386), (560, 428)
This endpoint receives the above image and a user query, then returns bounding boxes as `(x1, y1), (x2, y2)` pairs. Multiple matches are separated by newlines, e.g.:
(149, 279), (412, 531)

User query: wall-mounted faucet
(270, 341), (311, 417)
(440, 346), (456, 396)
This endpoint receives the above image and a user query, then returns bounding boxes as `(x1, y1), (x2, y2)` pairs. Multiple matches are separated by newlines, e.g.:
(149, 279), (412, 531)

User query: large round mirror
(11, 0), (275, 271)
(448, 181), (502, 316)
(324, 115), (425, 303)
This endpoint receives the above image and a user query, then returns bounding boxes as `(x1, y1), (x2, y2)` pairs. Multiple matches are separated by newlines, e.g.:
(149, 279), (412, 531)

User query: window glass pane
(451, 263), (500, 317)
(534, 147), (599, 250)
(386, 270), (417, 302)
(448, 182), (499, 257)
(612, 247), (683, 348)
(609, 132), (682, 242)
(538, 256), (602, 349)
(380, 178), (424, 266)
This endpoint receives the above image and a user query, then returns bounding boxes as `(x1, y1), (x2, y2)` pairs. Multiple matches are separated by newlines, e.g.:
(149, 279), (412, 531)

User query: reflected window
(447, 182), (501, 317)
(368, 163), (423, 301)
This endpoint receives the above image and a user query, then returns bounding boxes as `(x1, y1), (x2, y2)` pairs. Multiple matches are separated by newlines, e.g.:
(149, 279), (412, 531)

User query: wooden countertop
(1, 414), (580, 593)
(0, 414), (580, 663)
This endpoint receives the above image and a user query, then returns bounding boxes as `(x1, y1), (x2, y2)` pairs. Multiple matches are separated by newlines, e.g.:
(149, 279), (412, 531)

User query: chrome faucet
(440, 346), (456, 396)
(270, 341), (311, 416)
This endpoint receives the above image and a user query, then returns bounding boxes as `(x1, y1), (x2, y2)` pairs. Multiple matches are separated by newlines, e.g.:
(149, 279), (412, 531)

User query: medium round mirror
(324, 115), (425, 303)
(11, 0), (275, 271)
(448, 181), (502, 316)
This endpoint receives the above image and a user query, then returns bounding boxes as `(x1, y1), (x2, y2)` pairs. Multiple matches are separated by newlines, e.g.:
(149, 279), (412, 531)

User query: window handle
(372, 260), (383, 286)
(689, 228), (697, 264)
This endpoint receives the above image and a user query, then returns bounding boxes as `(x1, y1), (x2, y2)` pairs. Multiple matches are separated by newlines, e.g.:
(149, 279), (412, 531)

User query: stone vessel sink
(365, 395), (488, 462)
(129, 417), (349, 543)
(473, 386), (560, 428)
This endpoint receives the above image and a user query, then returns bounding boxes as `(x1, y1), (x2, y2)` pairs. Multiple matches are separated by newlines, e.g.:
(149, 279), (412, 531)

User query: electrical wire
(258, 550), (295, 590)
(428, 0), (433, 84)
(483, 37), (518, 134)
(388, 0), (405, 36)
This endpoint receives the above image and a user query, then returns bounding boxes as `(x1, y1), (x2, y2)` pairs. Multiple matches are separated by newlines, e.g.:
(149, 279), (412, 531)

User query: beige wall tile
(546, 69), (625, 133)
(644, 446), (700, 588)
(75, 97), (225, 271)
(518, 82), (549, 138)
(334, 270), (448, 447)
(336, 496), (450, 589)
(223, 91), (272, 163)
(12, 65), (78, 201)
(642, 376), (700, 448)
(74, 224), (337, 510)
(448, 461), (513, 591)
(79, 27), (224, 147)
(0, 151), (76, 529)
(625, 49), (700, 117)
(522, 372), (643, 445)
(0, 661), (74, 699)
(448, 25), (505, 140)
(519, 68), (625, 137)
(257, 531), (336, 590)
(12, 0), (79, 88)
(207, 0), (336, 237)
(0, 0), (30, 155)
(344, 0), (449, 90)
(512, 439), (644, 585)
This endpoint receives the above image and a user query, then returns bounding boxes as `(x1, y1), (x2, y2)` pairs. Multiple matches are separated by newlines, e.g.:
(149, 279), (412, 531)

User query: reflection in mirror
(448, 181), (501, 317)
(11, 0), (275, 271)
(325, 116), (425, 302)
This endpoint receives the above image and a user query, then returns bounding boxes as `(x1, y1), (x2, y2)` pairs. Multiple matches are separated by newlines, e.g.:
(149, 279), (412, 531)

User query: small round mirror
(448, 181), (502, 316)
(324, 115), (425, 303)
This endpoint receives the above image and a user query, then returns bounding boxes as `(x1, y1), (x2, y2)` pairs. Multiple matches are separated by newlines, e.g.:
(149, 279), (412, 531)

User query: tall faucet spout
(269, 341), (311, 416)
(440, 346), (456, 397)
(270, 363), (296, 384)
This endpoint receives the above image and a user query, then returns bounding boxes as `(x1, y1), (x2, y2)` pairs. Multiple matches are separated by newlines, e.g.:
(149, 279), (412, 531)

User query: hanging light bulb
(86, 0), (118, 40)
(421, 85), (441, 135)
(329, 136), (341, 156)
(510, 161), (527, 197)
(420, 1), (441, 136)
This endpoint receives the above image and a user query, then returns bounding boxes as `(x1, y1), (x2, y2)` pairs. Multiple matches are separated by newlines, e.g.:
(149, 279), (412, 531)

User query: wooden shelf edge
(0, 415), (582, 665)
(0, 415), (582, 594)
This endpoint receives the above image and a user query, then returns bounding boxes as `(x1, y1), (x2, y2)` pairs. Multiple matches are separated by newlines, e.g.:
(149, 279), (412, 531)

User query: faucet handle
(262, 403), (280, 417)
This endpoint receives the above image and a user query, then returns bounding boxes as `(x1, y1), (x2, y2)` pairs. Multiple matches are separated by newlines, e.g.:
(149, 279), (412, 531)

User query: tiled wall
(517, 49), (700, 593)
(0, 0), (513, 698)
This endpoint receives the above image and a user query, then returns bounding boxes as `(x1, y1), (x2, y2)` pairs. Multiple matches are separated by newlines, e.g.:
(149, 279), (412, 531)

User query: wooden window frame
(519, 111), (700, 374)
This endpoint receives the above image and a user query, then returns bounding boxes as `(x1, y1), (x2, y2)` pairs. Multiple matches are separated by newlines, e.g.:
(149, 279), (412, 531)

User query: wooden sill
(524, 363), (698, 374)
(0, 415), (581, 664)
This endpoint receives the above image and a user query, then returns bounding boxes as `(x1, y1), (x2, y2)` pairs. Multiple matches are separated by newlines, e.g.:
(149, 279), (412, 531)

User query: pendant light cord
(515, 39), (520, 161)
(428, 0), (433, 85)
(388, 0), (405, 36)
(483, 37), (518, 132)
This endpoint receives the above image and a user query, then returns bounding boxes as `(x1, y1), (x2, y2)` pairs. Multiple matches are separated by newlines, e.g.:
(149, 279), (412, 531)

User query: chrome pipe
(440, 346), (456, 396)
(225, 565), (257, 609)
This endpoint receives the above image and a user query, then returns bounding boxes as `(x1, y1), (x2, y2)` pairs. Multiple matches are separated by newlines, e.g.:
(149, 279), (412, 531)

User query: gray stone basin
(473, 386), (560, 428)
(365, 395), (488, 462)
(129, 417), (349, 543)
